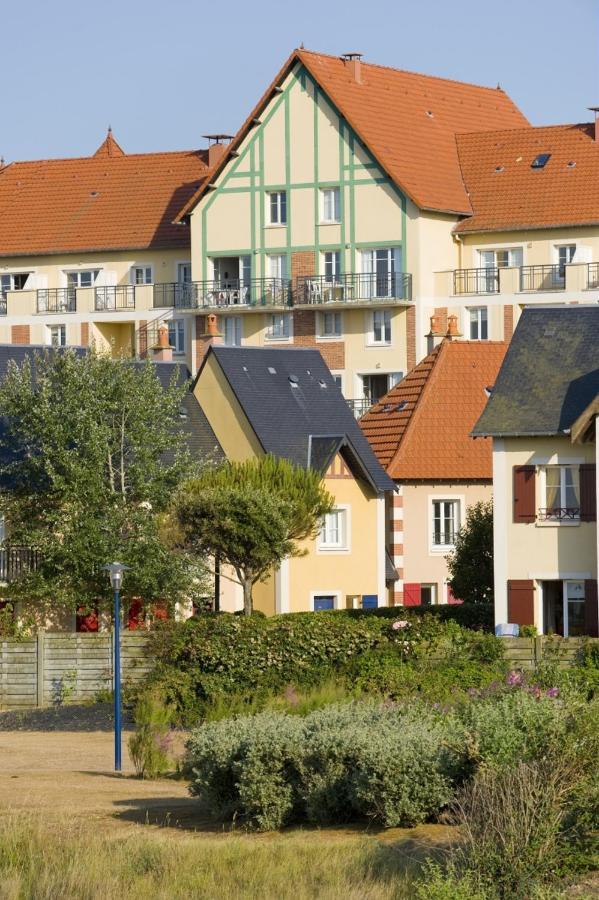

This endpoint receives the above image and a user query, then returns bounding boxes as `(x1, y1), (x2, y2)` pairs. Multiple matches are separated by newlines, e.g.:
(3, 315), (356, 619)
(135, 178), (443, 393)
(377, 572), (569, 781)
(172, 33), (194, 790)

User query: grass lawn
(0, 726), (456, 899)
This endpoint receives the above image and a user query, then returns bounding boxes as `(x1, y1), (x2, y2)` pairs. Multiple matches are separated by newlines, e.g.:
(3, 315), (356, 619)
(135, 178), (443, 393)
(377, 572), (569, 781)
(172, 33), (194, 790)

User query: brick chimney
(446, 314), (462, 340)
(152, 323), (174, 362)
(588, 107), (599, 141)
(426, 314), (446, 353)
(341, 53), (363, 84)
(203, 134), (234, 168)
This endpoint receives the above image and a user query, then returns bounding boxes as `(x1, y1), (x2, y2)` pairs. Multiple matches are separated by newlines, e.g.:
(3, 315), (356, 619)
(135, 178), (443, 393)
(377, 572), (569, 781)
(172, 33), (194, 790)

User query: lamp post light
(103, 562), (130, 772)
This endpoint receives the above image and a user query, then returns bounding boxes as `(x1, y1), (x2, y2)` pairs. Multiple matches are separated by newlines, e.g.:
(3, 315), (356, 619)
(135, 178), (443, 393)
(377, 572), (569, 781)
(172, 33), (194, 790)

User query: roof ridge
(4, 148), (208, 168)
(456, 121), (592, 140)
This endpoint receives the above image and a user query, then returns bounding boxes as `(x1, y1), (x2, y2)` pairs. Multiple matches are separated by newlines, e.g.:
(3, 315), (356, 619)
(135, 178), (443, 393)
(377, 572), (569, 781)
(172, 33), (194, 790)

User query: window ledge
(316, 334), (343, 342)
(317, 546), (350, 554)
(536, 520), (581, 528)
(264, 224), (287, 230)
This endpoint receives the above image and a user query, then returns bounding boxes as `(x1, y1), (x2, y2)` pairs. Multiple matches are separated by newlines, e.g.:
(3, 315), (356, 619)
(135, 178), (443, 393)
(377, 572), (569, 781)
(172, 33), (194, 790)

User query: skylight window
(268, 367), (277, 374)
(531, 153), (551, 169)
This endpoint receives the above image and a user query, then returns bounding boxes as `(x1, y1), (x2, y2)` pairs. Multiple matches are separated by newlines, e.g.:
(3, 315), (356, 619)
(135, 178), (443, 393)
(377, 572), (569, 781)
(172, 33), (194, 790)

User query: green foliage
(447, 501), (493, 604)
(128, 689), (174, 778)
(415, 862), (494, 900)
(0, 349), (209, 616)
(166, 456), (334, 615)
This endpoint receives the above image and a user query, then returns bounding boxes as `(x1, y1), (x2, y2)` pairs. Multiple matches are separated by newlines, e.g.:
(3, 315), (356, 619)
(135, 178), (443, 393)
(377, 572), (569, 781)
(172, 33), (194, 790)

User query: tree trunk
(242, 578), (253, 616)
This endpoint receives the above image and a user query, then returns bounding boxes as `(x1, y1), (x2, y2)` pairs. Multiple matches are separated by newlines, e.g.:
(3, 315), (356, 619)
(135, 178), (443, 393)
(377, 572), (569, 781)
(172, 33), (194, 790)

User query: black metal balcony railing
(453, 267), (499, 295)
(587, 263), (599, 290)
(153, 279), (292, 310)
(36, 288), (77, 314)
(95, 285), (135, 311)
(0, 298), (6, 316)
(295, 273), (412, 305)
(432, 531), (457, 546)
(519, 265), (565, 292)
(537, 507), (581, 521)
(0, 547), (41, 583)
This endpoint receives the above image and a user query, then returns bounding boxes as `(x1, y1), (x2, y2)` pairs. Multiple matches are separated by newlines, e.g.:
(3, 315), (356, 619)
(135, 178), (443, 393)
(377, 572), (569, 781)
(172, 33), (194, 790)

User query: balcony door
(361, 247), (401, 298)
(212, 256), (251, 288)
(542, 580), (586, 637)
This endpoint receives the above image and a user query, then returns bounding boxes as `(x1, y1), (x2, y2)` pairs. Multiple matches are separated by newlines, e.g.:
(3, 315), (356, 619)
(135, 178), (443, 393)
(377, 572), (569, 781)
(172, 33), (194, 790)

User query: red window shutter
(403, 583), (421, 607)
(507, 579), (535, 626)
(580, 465), (596, 522)
(513, 466), (536, 523)
(584, 580), (598, 638)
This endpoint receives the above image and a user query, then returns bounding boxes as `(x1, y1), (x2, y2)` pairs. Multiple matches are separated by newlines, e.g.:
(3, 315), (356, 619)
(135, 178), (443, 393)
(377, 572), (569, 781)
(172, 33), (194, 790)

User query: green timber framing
(194, 61), (409, 289)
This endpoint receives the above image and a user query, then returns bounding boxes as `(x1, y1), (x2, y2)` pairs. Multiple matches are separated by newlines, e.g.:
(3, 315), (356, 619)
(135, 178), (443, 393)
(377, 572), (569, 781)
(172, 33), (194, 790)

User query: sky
(3, 0), (598, 162)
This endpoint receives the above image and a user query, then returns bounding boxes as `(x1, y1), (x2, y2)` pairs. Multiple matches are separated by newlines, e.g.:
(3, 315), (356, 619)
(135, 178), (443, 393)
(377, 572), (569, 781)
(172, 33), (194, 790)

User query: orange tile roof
(455, 123), (599, 233)
(0, 132), (210, 257)
(360, 340), (508, 480)
(177, 49), (529, 220)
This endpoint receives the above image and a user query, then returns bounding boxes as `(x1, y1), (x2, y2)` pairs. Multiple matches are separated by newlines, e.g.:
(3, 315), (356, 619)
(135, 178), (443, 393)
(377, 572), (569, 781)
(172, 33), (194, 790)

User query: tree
(446, 500), (494, 604)
(0, 349), (208, 618)
(166, 456), (335, 615)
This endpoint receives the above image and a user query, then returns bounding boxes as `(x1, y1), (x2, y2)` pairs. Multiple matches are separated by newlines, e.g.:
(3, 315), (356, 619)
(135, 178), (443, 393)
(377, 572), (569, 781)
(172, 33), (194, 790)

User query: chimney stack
(152, 323), (174, 362)
(446, 315), (462, 340)
(341, 53), (363, 84)
(203, 134), (234, 168)
(426, 314), (446, 353)
(588, 108), (599, 142)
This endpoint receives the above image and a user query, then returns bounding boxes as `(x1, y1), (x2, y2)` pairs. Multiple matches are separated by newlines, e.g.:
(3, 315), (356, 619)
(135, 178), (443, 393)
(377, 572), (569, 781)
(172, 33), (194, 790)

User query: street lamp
(103, 562), (130, 772)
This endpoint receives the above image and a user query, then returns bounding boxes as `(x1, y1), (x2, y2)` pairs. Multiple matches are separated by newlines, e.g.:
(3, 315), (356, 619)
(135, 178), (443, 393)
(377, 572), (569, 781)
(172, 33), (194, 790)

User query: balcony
(0, 547), (41, 583)
(346, 398), (375, 418)
(586, 263), (599, 289)
(94, 285), (135, 312)
(36, 288), (77, 314)
(453, 268), (499, 295)
(537, 507), (580, 522)
(294, 273), (412, 306)
(519, 265), (565, 292)
(153, 278), (291, 310)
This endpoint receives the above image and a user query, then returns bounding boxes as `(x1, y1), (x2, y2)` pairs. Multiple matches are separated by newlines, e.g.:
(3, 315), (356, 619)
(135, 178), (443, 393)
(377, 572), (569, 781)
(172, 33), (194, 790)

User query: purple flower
(507, 671), (523, 687)
(546, 687), (560, 698)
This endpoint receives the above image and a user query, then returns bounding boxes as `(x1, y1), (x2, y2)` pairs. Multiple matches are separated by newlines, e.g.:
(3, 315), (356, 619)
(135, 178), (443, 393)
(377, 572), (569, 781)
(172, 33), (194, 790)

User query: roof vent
(395, 401), (408, 412)
(494, 165), (504, 173)
(425, 110), (434, 118)
(318, 379), (327, 388)
(288, 374), (299, 387)
(531, 153), (551, 169)
(179, 406), (188, 419)
(484, 386), (494, 398)
(567, 160), (576, 168)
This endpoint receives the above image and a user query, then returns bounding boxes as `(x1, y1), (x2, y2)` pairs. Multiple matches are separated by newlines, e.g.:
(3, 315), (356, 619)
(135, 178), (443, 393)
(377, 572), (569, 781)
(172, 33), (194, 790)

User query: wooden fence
(501, 636), (596, 670)
(0, 631), (153, 710)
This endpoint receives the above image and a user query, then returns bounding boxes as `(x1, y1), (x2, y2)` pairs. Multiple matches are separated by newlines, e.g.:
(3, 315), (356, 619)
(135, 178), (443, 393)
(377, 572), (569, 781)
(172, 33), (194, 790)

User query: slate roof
(177, 48), (528, 220)
(360, 340), (507, 480)
(472, 307), (599, 437)
(0, 132), (209, 256)
(455, 123), (599, 233)
(201, 345), (395, 494)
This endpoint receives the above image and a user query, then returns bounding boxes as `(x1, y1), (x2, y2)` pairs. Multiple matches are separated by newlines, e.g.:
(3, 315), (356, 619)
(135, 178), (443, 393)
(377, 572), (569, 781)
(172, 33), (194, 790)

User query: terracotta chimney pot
(342, 53), (363, 84)
(152, 323), (175, 362)
(446, 314), (462, 339)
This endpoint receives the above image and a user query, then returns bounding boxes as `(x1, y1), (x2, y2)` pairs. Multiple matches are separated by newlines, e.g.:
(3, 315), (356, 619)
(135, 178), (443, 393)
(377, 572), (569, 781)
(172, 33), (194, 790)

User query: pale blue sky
(4, 0), (598, 162)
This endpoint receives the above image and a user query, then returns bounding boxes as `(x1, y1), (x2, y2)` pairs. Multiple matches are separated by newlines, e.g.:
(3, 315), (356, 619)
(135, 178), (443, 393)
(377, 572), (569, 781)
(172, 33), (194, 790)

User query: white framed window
(177, 262), (192, 283)
(223, 316), (242, 347)
(268, 255), (288, 280)
(168, 319), (185, 354)
(431, 499), (460, 549)
(318, 507), (349, 551)
(320, 188), (340, 223)
(131, 265), (153, 285)
(468, 306), (488, 340)
(318, 310), (342, 339)
(66, 270), (99, 288)
(268, 191), (287, 225)
(330, 371), (344, 392)
(361, 247), (402, 298)
(266, 313), (291, 341)
(479, 248), (523, 268)
(323, 250), (341, 282)
(0, 272), (30, 298)
(48, 324), (66, 348)
(368, 309), (392, 345)
(421, 584), (437, 606)
(555, 244), (576, 277)
(540, 465), (580, 521)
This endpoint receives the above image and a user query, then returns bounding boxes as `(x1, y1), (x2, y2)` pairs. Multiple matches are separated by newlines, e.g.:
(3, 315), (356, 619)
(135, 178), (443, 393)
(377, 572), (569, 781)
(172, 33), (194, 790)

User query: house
(361, 336), (507, 606)
(192, 335), (396, 613)
(472, 306), (598, 637)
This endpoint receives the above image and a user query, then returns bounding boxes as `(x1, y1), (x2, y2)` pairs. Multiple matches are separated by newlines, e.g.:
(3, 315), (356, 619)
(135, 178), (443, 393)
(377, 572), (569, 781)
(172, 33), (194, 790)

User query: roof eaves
(455, 217), (599, 235)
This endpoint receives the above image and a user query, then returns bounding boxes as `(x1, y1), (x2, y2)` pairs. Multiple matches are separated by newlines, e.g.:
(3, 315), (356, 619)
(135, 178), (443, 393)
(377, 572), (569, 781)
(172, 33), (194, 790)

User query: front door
(542, 580), (586, 637)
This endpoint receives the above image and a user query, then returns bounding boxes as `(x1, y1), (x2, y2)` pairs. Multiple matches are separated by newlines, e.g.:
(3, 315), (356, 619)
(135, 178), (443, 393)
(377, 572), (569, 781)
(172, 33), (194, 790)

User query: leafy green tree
(167, 456), (335, 615)
(0, 349), (208, 618)
(447, 500), (494, 604)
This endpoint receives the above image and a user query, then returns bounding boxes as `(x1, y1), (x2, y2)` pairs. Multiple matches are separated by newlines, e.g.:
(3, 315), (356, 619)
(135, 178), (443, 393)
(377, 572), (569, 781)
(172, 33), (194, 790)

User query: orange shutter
(507, 579), (535, 626)
(584, 580), (598, 638)
(580, 465), (596, 522)
(513, 466), (536, 523)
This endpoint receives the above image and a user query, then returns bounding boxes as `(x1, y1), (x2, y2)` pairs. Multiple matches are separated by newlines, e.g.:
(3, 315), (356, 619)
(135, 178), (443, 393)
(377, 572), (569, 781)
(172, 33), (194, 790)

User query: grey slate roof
(202, 345), (395, 494)
(473, 306), (599, 437)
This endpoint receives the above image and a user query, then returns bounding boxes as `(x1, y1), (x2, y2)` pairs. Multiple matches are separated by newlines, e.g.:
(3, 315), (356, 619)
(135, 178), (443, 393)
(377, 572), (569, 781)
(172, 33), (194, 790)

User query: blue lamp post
(103, 562), (130, 772)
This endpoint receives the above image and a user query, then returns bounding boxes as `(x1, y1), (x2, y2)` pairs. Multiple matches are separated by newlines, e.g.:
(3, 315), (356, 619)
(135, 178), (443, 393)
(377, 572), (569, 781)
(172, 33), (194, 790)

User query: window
(321, 188), (340, 223)
(319, 508), (348, 550)
(131, 265), (152, 285)
(223, 316), (242, 347)
(331, 372), (344, 391)
(48, 324), (66, 348)
(0, 273), (29, 298)
(479, 248), (523, 269)
(432, 500), (460, 548)
(420, 584), (437, 606)
(268, 254), (288, 279)
(369, 309), (391, 344)
(323, 251), (341, 283)
(318, 310), (342, 338)
(177, 262), (192, 283)
(168, 319), (185, 354)
(361, 247), (402, 298)
(540, 465), (580, 520)
(268, 191), (287, 225)
(556, 245), (576, 277)
(468, 307), (488, 340)
(361, 373), (401, 405)
(66, 270), (99, 288)
(267, 313), (290, 340)
(313, 595), (336, 611)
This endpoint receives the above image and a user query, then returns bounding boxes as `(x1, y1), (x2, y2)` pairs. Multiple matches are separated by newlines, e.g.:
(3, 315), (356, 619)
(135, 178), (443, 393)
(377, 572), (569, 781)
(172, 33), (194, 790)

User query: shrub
(128, 690), (173, 778)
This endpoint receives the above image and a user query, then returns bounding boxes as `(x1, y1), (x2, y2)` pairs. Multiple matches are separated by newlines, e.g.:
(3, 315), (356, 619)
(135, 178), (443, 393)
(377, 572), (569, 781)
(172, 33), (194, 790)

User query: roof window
(395, 401), (408, 412)
(268, 366), (277, 374)
(531, 153), (551, 169)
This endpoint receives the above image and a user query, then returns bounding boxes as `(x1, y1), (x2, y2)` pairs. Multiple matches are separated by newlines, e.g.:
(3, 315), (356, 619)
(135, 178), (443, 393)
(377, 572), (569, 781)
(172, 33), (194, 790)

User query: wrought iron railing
(432, 531), (457, 546)
(94, 285), (135, 311)
(537, 507), (580, 521)
(346, 398), (375, 418)
(36, 288), (77, 314)
(453, 268), (499, 295)
(0, 547), (41, 582)
(519, 265), (566, 292)
(586, 263), (599, 289)
(294, 273), (412, 305)
(0, 298), (6, 316)
(153, 279), (291, 310)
